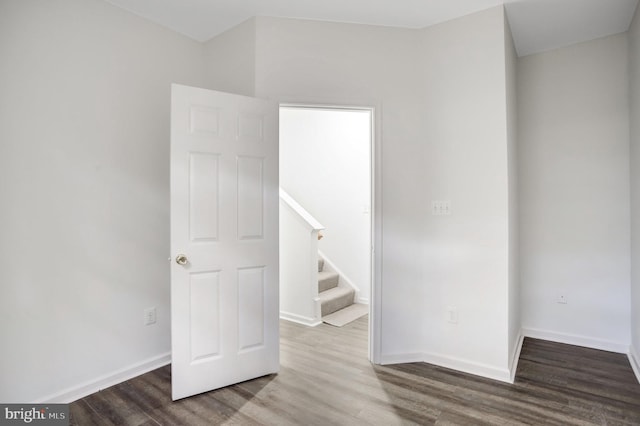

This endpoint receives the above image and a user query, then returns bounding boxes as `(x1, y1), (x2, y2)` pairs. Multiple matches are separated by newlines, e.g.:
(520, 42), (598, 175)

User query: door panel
(170, 84), (279, 401)
(238, 267), (266, 351)
(237, 156), (265, 239)
(189, 153), (220, 241)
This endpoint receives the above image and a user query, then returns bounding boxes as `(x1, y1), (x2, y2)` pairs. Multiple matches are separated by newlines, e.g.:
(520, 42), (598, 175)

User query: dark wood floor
(70, 317), (640, 425)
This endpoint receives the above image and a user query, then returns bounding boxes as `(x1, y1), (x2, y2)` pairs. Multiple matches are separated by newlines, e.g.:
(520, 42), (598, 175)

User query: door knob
(175, 254), (188, 265)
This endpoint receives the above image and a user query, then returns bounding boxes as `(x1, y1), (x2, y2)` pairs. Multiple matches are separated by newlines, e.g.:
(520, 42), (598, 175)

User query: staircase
(317, 256), (368, 326)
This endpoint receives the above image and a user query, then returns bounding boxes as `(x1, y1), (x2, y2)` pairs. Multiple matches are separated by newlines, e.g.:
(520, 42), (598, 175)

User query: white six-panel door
(170, 84), (279, 400)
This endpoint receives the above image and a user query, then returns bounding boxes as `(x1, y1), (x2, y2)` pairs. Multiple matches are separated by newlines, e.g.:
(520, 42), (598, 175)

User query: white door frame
(279, 101), (382, 364)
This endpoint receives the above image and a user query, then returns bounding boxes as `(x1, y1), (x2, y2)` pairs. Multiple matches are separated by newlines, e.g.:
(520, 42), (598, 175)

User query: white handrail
(279, 188), (325, 231)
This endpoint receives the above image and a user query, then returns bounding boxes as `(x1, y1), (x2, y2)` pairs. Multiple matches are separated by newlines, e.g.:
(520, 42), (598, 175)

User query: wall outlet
(446, 306), (458, 324)
(144, 307), (157, 325)
(557, 295), (568, 305)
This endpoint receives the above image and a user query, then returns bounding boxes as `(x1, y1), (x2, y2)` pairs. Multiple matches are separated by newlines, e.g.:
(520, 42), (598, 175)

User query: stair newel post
(311, 229), (322, 323)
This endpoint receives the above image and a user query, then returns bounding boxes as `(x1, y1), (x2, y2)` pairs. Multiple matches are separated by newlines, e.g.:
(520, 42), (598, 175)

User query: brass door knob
(175, 254), (188, 265)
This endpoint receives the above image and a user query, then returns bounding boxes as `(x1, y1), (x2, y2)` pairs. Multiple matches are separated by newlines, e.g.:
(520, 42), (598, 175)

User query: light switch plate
(432, 200), (451, 216)
(144, 307), (157, 325)
(446, 306), (458, 324)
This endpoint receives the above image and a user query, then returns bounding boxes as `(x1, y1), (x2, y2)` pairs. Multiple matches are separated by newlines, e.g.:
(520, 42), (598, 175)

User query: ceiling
(104, 0), (638, 57)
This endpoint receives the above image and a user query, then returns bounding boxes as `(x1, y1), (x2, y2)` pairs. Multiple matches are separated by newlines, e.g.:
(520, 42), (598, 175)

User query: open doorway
(278, 105), (373, 354)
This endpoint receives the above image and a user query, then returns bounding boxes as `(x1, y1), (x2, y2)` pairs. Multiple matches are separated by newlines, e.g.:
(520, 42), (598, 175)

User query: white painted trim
(277, 97), (381, 365)
(420, 351), (512, 383)
(509, 331), (525, 383)
(380, 351), (511, 383)
(357, 297), (370, 305)
(629, 345), (640, 384)
(379, 352), (425, 365)
(280, 311), (322, 327)
(279, 102), (376, 113)
(279, 188), (325, 231)
(521, 327), (629, 354)
(35, 352), (171, 404)
(370, 103), (382, 365)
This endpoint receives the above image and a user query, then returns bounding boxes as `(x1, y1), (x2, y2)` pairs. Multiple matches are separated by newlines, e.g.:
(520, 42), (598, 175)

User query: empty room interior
(2, 0), (640, 424)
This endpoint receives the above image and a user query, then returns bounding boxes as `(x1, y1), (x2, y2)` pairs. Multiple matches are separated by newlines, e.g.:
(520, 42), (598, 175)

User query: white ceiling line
(103, 0), (639, 56)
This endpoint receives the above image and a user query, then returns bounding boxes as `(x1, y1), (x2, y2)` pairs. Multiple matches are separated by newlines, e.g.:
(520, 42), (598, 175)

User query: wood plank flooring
(70, 317), (640, 425)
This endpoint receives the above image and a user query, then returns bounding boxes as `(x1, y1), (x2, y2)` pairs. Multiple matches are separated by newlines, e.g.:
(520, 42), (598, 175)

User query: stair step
(318, 257), (324, 272)
(322, 303), (368, 327)
(318, 286), (355, 317)
(318, 271), (339, 292)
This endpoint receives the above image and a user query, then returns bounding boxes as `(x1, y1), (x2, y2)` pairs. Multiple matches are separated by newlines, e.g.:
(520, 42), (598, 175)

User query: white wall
(419, 7), (512, 378)
(254, 16), (428, 357)
(204, 18), (256, 97)
(630, 4), (640, 367)
(505, 13), (521, 372)
(0, 2), (519, 401)
(518, 34), (631, 351)
(206, 7), (515, 379)
(279, 194), (322, 325)
(0, 0), (205, 402)
(3, 0), (636, 404)
(280, 107), (371, 302)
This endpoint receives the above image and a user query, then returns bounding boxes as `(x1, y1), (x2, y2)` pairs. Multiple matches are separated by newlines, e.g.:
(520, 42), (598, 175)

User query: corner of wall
(419, 0), (515, 376)
(629, 345), (640, 384)
(203, 18), (257, 96)
(503, 0), (521, 374)
(630, 0), (640, 376)
(508, 330), (525, 383)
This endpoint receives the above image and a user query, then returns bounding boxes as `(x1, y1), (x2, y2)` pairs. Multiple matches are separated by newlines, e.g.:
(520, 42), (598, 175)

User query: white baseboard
(36, 352), (171, 404)
(509, 331), (525, 383)
(280, 311), (322, 327)
(357, 297), (369, 305)
(380, 351), (511, 383)
(521, 327), (629, 354)
(379, 352), (425, 365)
(421, 351), (512, 383)
(629, 346), (640, 384)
